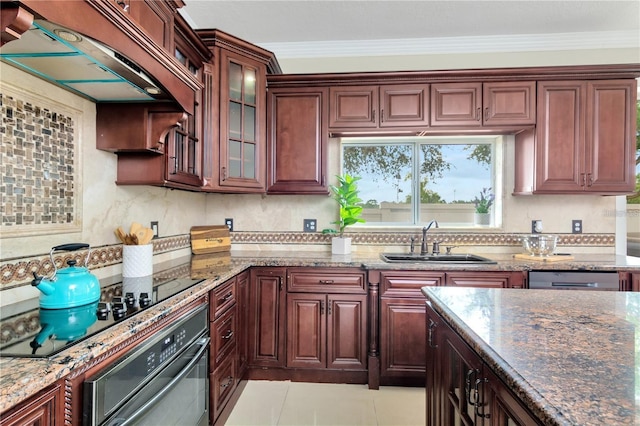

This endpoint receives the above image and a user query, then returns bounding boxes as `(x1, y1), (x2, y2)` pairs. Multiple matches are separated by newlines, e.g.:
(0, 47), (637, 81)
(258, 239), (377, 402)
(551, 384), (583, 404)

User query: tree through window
(340, 136), (501, 227)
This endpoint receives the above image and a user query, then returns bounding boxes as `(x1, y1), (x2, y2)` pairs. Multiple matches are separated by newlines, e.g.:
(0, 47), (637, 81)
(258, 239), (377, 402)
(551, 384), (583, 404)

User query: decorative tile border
(229, 231), (615, 247)
(0, 235), (190, 290)
(0, 232), (614, 290)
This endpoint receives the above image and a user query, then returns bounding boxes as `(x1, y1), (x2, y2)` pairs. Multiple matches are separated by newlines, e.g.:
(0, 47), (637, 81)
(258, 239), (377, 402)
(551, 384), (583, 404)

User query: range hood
(0, 19), (169, 102)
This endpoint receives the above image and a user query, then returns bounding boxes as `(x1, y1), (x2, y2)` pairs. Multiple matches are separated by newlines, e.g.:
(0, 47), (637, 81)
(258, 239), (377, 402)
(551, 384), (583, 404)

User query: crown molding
(258, 31), (640, 59)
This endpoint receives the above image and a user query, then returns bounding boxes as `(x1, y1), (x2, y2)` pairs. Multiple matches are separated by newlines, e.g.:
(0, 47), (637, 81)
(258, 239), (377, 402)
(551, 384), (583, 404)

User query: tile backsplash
(1, 85), (82, 236)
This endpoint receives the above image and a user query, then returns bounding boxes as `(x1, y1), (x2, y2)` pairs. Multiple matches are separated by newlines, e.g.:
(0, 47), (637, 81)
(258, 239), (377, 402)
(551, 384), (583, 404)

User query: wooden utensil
(136, 228), (154, 245)
(115, 227), (127, 244)
(130, 222), (143, 236)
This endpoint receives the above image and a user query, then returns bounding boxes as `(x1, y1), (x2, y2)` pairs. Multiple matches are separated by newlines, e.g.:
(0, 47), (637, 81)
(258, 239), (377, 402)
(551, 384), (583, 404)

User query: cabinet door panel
(483, 81), (536, 125)
(535, 81), (586, 192)
(218, 50), (266, 191)
(329, 86), (378, 128)
(0, 383), (61, 426)
(380, 298), (426, 377)
(380, 84), (429, 127)
(249, 268), (286, 367)
(586, 80), (636, 192)
(327, 294), (367, 370)
(430, 83), (482, 126)
(267, 87), (328, 194)
(286, 293), (325, 368)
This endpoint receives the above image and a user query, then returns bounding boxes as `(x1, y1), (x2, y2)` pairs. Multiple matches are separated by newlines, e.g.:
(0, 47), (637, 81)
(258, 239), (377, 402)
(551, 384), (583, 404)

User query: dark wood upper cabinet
(431, 81), (535, 127)
(266, 87), (329, 194)
(483, 81), (536, 125)
(329, 84), (429, 129)
(431, 83), (482, 126)
(197, 30), (280, 193)
(514, 79), (636, 195)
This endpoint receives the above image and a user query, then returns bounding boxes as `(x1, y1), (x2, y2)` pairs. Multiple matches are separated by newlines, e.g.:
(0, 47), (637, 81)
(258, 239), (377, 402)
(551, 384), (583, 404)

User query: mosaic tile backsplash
(1, 88), (79, 230)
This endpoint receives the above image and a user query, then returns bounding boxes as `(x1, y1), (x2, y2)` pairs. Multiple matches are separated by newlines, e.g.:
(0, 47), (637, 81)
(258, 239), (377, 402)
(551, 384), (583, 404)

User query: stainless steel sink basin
(380, 253), (497, 264)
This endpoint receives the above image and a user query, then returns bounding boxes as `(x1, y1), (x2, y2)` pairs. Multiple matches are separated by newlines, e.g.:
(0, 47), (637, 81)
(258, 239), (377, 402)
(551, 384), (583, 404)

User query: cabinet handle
(381, 109), (384, 122)
(319, 279), (334, 284)
(222, 292), (233, 301)
(428, 318), (438, 348)
(372, 110), (376, 122)
(320, 300), (325, 315)
(222, 167), (227, 182)
(587, 173), (593, 187)
(221, 375), (233, 389)
(328, 302), (332, 315)
(484, 107), (489, 122)
(476, 107), (481, 121)
(222, 329), (234, 340)
(465, 369), (477, 405)
(474, 378), (490, 419)
(580, 173), (586, 187)
(169, 156), (177, 175)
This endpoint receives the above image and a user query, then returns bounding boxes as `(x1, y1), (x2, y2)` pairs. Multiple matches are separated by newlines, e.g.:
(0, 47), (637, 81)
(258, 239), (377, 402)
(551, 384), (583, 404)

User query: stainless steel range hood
(0, 19), (169, 102)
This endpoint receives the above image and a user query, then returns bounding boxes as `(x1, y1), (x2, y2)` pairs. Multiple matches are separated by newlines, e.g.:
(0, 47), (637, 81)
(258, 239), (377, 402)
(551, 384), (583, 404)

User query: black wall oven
(83, 304), (209, 426)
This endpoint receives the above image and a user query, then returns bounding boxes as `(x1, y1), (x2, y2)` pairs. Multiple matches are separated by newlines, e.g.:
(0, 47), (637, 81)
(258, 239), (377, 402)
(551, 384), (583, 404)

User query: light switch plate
(225, 218), (233, 232)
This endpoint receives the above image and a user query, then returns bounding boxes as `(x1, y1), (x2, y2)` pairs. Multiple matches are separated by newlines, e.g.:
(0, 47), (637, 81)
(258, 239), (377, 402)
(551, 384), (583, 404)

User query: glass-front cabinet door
(219, 50), (266, 191)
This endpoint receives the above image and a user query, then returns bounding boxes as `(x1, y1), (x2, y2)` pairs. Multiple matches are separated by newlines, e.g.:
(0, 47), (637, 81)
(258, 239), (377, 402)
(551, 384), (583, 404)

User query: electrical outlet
(303, 219), (317, 232)
(531, 220), (543, 233)
(150, 221), (159, 239)
(572, 219), (582, 234)
(225, 218), (234, 232)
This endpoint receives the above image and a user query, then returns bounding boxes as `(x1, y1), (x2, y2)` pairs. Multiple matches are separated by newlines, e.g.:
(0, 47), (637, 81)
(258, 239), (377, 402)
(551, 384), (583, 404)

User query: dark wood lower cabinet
(380, 298), (427, 382)
(286, 293), (367, 370)
(248, 267), (287, 368)
(426, 303), (541, 425)
(0, 382), (62, 426)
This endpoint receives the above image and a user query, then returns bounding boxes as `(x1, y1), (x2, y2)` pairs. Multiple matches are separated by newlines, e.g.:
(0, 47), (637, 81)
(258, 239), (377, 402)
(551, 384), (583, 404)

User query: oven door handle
(114, 336), (210, 426)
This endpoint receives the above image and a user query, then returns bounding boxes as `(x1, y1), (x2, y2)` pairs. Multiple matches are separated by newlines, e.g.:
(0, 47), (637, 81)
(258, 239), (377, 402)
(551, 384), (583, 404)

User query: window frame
(339, 135), (504, 229)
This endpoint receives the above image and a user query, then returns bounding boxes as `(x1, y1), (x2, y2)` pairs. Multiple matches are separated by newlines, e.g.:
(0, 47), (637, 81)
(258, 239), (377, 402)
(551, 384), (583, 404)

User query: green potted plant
(323, 174), (365, 254)
(473, 187), (494, 226)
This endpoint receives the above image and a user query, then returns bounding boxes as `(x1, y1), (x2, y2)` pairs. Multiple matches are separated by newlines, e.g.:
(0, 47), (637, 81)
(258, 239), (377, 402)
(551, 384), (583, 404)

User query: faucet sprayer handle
(444, 245), (458, 255)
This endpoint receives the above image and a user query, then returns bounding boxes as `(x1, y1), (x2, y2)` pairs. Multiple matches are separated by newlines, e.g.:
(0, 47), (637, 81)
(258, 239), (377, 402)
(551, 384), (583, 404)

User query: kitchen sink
(380, 253), (497, 264)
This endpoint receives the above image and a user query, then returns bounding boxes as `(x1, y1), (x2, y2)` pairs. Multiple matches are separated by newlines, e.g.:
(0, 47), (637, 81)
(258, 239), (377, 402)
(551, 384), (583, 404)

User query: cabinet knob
(476, 107), (481, 121)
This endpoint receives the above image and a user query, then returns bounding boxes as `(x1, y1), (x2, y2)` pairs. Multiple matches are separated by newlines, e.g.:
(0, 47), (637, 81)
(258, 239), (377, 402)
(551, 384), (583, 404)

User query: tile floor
(224, 381), (426, 426)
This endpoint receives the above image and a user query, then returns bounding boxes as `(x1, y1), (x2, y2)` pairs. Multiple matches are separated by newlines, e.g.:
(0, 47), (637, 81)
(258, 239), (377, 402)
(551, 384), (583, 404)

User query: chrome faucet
(420, 220), (439, 255)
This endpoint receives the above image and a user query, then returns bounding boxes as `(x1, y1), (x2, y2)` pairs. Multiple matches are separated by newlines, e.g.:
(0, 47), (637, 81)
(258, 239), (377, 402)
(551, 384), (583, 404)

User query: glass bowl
(521, 234), (558, 256)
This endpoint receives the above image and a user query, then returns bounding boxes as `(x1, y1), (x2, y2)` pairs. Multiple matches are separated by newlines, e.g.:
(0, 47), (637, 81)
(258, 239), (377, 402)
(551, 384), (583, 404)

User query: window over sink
(339, 135), (504, 228)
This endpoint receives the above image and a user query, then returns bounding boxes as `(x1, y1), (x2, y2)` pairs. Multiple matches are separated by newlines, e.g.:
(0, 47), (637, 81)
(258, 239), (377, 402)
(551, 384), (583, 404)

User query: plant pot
(331, 237), (352, 255)
(474, 213), (491, 226)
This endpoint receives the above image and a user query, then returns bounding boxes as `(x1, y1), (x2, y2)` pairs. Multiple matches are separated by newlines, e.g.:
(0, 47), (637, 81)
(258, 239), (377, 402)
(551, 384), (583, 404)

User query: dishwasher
(528, 271), (619, 291)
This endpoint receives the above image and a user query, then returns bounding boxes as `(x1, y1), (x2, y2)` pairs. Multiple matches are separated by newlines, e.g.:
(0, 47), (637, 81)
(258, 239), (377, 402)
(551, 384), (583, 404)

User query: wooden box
(190, 225), (231, 254)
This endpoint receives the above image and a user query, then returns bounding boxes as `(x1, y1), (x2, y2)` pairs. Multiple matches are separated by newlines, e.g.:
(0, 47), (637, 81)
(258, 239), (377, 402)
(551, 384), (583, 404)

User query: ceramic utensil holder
(122, 244), (153, 277)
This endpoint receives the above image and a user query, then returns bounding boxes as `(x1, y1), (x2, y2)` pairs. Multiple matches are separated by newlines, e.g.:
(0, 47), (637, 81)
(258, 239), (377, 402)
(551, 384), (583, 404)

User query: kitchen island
(422, 286), (639, 425)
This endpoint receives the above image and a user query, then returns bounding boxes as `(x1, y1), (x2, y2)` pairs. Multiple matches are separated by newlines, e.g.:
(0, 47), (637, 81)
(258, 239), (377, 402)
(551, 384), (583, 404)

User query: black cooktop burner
(0, 263), (206, 358)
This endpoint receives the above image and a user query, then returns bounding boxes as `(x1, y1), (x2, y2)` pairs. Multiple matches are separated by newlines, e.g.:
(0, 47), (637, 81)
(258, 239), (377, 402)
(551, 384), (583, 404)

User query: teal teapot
(31, 243), (101, 309)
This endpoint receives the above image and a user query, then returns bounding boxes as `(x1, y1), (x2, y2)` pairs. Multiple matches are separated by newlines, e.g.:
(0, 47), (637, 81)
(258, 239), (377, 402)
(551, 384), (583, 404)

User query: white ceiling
(180, 0), (640, 61)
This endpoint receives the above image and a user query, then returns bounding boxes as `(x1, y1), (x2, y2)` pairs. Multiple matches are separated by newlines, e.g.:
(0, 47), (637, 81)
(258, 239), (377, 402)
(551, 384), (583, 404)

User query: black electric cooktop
(0, 261), (208, 358)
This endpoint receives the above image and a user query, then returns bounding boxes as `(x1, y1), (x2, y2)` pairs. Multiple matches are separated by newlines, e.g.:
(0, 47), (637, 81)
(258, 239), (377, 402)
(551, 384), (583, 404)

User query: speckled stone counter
(422, 287), (640, 425)
(1, 250), (638, 414)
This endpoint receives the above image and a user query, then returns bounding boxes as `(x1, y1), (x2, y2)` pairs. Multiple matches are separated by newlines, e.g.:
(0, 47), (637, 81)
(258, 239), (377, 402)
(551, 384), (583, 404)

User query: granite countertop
(1, 250), (638, 413)
(422, 286), (639, 426)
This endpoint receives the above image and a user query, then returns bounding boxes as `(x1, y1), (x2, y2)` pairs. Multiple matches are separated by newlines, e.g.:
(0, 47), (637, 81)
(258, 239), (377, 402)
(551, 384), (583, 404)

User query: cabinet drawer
(381, 271), (445, 297)
(211, 305), (237, 368)
(287, 268), (366, 293)
(211, 278), (236, 318)
(211, 353), (237, 420)
(446, 271), (514, 288)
